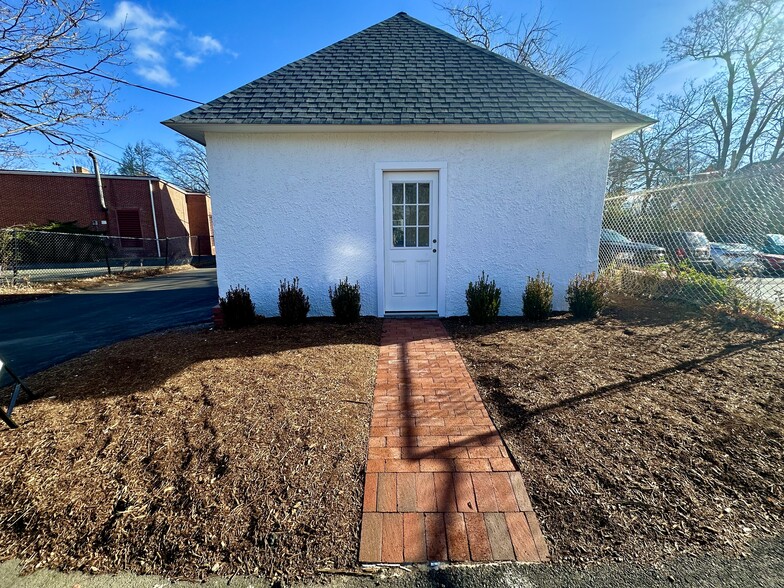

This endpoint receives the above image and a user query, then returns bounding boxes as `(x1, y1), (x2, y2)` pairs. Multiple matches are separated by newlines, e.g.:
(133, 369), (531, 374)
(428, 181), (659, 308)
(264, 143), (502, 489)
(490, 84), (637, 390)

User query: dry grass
(445, 297), (784, 564)
(0, 266), (188, 303)
(0, 319), (381, 581)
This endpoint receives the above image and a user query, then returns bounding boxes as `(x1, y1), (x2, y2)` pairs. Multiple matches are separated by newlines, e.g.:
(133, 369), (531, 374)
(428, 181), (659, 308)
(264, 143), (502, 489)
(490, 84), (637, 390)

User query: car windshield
(601, 229), (631, 243)
(767, 234), (784, 246)
(714, 242), (754, 253)
(685, 232), (709, 247)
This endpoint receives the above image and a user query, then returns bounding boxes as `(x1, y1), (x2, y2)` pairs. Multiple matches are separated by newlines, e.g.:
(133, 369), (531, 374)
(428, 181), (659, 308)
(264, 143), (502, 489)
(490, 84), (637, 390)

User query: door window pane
(418, 183), (430, 204)
(405, 183), (417, 204)
(393, 227), (404, 247)
(405, 227), (417, 247)
(418, 227), (430, 247)
(405, 205), (417, 225)
(418, 205), (429, 225)
(392, 183), (403, 204)
(392, 205), (403, 226)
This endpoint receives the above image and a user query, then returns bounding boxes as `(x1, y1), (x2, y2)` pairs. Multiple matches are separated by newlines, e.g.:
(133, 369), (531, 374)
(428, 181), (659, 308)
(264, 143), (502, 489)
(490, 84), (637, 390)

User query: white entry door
(383, 171), (439, 313)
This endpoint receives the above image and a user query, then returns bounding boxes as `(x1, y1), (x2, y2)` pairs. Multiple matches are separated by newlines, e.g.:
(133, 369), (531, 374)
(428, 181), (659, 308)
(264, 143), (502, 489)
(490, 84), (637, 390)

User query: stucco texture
(206, 130), (611, 317)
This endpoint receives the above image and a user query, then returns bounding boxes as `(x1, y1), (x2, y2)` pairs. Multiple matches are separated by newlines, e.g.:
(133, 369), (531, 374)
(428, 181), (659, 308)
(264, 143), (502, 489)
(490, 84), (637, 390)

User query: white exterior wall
(206, 130), (612, 317)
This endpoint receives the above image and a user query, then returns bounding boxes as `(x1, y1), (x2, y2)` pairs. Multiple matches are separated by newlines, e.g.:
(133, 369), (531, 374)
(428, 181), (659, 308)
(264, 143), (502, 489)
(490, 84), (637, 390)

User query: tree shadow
(481, 330), (784, 437)
(1, 316), (388, 408)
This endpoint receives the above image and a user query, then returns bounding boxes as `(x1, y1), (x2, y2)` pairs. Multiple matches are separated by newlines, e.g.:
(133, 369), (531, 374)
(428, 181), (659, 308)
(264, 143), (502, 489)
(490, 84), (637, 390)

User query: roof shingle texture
(166, 13), (651, 127)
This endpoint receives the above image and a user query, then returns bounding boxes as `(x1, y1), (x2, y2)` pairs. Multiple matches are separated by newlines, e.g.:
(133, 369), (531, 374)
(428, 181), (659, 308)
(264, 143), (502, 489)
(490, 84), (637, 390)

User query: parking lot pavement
(0, 267), (217, 379)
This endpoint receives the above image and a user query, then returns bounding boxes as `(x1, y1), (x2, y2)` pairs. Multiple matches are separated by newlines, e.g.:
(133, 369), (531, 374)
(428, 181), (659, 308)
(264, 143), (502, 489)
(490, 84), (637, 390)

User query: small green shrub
(466, 271), (501, 324)
(610, 262), (748, 307)
(329, 277), (361, 323)
(522, 272), (553, 321)
(278, 277), (310, 324)
(567, 273), (608, 319)
(671, 263), (743, 305)
(219, 284), (256, 328)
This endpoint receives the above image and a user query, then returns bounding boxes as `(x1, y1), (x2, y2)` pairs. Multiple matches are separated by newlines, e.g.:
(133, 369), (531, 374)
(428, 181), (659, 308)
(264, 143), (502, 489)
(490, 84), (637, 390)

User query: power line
(0, 44), (206, 105)
(50, 61), (205, 105)
(44, 132), (123, 166)
(4, 111), (124, 166)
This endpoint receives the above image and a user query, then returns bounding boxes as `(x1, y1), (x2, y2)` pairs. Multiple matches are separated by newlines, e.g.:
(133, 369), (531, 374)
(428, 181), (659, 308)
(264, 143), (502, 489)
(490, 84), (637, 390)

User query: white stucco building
(165, 12), (652, 317)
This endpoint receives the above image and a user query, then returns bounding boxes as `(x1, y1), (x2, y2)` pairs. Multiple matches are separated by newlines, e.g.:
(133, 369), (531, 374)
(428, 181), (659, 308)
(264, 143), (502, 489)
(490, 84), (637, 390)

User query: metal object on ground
(0, 359), (37, 429)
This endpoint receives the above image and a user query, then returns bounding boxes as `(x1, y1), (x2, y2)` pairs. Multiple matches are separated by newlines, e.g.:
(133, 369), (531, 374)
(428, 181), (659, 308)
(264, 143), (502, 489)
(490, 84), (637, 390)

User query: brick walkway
(359, 319), (549, 564)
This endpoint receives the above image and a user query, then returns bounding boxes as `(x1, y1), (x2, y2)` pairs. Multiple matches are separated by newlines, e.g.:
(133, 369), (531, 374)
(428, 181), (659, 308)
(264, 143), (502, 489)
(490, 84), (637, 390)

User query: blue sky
(26, 0), (710, 172)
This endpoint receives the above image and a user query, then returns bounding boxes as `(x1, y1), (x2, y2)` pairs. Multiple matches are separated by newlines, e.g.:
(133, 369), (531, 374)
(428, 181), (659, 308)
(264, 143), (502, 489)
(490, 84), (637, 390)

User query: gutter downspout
(88, 152), (111, 275)
(148, 179), (162, 257)
(88, 151), (107, 210)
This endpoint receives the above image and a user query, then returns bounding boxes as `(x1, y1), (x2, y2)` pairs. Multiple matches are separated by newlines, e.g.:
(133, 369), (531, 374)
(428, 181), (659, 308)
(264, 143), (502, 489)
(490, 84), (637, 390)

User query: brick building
(0, 168), (214, 257)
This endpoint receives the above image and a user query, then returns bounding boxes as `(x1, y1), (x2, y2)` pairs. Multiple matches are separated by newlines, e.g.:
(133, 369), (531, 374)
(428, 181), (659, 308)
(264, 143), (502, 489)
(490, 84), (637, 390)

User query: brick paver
(359, 319), (549, 563)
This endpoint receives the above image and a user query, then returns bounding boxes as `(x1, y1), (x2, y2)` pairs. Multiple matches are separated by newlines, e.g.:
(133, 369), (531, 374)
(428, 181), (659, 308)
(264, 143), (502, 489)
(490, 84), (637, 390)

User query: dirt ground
(0, 319), (381, 582)
(445, 297), (784, 565)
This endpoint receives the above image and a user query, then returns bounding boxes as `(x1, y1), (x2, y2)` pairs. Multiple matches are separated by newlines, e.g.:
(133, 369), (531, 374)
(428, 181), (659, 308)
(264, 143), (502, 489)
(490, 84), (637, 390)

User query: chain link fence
(0, 229), (214, 286)
(599, 164), (784, 314)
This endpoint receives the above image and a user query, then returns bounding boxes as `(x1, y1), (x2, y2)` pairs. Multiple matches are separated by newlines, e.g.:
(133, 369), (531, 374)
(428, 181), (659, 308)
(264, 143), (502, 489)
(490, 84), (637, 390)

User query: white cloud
(174, 34), (229, 69)
(193, 34), (224, 55)
(104, 2), (231, 86)
(174, 51), (202, 68)
(136, 64), (176, 86)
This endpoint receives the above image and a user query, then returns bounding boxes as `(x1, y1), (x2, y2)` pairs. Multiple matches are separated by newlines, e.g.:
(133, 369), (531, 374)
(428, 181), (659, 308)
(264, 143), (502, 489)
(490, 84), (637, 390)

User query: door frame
(375, 161), (448, 317)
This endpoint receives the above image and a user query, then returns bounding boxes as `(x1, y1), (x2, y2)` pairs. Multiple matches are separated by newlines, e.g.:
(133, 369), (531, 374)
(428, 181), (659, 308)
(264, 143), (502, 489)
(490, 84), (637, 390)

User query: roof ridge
(394, 12), (653, 125)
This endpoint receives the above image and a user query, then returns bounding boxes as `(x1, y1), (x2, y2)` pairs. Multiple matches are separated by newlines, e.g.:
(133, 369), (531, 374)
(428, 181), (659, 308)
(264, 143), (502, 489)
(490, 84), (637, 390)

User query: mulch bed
(0, 319), (381, 581)
(445, 297), (784, 565)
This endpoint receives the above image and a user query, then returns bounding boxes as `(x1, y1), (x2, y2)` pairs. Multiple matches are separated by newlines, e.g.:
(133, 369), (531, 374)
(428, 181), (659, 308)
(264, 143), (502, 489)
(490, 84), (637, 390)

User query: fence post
(164, 238), (169, 269)
(11, 229), (18, 285)
(103, 236), (112, 276)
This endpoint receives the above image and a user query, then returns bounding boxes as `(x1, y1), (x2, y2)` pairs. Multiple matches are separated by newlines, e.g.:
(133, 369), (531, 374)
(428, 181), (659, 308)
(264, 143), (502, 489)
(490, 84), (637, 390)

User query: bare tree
(610, 64), (716, 191)
(665, 0), (784, 170)
(769, 113), (784, 161)
(154, 138), (209, 193)
(117, 141), (156, 176)
(0, 0), (126, 154)
(437, 0), (613, 95)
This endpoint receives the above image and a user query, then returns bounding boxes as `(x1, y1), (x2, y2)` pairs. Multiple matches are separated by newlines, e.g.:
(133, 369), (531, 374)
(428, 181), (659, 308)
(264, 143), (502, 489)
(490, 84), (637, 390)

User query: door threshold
(384, 311), (440, 319)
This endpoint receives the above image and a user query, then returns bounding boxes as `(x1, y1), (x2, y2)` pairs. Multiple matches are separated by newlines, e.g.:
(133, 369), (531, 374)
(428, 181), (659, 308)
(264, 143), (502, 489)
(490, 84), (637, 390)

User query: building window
(116, 209), (143, 248)
(391, 182), (430, 248)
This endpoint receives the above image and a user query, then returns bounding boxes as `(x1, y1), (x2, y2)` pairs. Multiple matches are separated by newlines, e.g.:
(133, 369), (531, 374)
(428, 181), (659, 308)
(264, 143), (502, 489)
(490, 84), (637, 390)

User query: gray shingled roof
(164, 12), (653, 135)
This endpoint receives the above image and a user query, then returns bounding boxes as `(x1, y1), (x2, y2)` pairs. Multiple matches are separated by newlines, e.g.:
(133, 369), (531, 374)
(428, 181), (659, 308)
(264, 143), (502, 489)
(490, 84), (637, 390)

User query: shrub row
(221, 270), (607, 329)
(218, 277), (361, 328)
(466, 271), (608, 324)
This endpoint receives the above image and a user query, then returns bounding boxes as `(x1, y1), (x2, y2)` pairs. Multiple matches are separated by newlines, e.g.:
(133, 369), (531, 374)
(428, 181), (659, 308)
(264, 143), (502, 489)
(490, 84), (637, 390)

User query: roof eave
(611, 119), (656, 140)
(162, 120), (655, 145)
(162, 120), (207, 145)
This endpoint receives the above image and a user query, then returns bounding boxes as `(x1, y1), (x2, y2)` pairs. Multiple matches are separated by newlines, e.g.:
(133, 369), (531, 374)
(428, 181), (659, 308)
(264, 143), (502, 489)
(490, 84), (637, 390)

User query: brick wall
(185, 193), (215, 255)
(0, 171), (106, 229)
(0, 171), (211, 257)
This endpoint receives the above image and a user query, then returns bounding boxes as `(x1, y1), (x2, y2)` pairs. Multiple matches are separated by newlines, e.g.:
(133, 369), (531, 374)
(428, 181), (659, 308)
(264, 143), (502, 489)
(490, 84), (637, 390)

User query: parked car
(709, 242), (765, 275)
(598, 229), (666, 268)
(756, 251), (784, 275)
(643, 231), (713, 271)
(760, 233), (784, 255)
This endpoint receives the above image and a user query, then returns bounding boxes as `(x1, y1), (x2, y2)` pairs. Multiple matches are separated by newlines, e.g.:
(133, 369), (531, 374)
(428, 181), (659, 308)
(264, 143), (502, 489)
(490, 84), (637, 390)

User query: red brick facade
(185, 193), (215, 255)
(0, 170), (213, 257)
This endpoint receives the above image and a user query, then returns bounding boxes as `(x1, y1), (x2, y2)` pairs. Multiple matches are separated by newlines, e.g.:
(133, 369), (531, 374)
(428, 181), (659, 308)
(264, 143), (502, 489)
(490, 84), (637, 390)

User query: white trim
(170, 122), (647, 144)
(375, 161), (448, 317)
